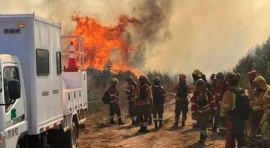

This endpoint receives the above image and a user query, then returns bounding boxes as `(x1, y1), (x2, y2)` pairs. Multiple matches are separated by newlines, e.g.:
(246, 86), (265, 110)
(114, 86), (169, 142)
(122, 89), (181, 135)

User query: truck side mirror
(8, 80), (21, 100)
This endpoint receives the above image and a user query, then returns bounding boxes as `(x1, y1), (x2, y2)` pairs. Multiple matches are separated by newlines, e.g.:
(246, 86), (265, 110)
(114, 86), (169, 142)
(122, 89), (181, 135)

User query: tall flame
(70, 15), (143, 75)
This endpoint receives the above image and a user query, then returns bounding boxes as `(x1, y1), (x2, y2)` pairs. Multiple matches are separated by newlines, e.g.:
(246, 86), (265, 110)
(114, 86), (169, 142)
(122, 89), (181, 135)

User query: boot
(154, 121), (158, 129)
(142, 126), (150, 133)
(131, 120), (136, 126)
(118, 117), (125, 125)
(138, 126), (144, 133)
(198, 134), (206, 143)
(181, 120), (186, 126)
(208, 126), (217, 132)
(110, 119), (117, 124)
(174, 121), (179, 127)
(159, 120), (163, 128)
(148, 116), (153, 125)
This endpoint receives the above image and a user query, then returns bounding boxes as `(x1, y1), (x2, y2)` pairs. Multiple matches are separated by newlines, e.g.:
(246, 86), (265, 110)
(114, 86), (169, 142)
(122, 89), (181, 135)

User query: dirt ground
(76, 99), (225, 148)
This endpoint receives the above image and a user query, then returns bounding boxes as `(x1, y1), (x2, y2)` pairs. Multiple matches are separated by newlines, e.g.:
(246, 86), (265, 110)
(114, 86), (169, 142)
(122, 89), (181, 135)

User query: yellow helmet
(192, 69), (201, 76)
(111, 78), (119, 84)
(179, 74), (187, 79)
(253, 76), (266, 83)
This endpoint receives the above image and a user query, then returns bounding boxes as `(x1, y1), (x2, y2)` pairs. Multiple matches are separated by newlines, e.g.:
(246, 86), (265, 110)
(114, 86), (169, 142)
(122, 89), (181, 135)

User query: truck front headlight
(0, 131), (5, 143)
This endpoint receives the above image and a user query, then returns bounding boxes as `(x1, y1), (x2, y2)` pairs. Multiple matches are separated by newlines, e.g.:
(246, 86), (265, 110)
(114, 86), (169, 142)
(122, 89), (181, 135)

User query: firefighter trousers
(137, 104), (151, 127)
(175, 100), (188, 122)
(226, 117), (247, 148)
(110, 102), (121, 119)
(197, 111), (210, 137)
(250, 110), (264, 136)
(153, 103), (164, 122)
(128, 101), (136, 121)
(213, 104), (221, 128)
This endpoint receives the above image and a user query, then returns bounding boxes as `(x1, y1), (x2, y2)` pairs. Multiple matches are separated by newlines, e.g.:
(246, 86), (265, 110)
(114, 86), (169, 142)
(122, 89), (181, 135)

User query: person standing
(209, 72), (226, 132)
(191, 79), (217, 143)
(135, 75), (153, 133)
(108, 78), (124, 125)
(220, 72), (250, 148)
(125, 76), (137, 126)
(173, 74), (190, 127)
(151, 76), (166, 129)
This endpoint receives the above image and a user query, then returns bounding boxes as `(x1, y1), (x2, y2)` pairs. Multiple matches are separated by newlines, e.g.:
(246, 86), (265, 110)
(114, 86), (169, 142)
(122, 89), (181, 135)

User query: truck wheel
(70, 122), (77, 148)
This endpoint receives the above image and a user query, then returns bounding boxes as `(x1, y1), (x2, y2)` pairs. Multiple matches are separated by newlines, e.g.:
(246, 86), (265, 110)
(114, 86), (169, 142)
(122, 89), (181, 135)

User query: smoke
(2, 0), (270, 77)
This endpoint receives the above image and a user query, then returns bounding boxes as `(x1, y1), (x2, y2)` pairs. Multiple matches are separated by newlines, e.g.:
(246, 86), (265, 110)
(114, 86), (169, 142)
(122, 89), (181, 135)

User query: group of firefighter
(106, 69), (270, 148)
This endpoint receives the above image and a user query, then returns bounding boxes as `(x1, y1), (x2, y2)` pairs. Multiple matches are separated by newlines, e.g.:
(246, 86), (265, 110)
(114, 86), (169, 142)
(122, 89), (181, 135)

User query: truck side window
(3, 67), (20, 112)
(36, 49), (49, 76)
(56, 51), (62, 75)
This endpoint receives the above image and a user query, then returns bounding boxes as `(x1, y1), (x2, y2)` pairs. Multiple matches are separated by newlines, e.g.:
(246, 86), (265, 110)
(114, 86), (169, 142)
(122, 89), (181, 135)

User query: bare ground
(77, 100), (225, 148)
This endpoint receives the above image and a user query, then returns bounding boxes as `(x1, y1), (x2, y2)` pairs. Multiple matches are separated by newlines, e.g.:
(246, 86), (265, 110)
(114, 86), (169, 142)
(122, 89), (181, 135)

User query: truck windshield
(3, 67), (20, 112)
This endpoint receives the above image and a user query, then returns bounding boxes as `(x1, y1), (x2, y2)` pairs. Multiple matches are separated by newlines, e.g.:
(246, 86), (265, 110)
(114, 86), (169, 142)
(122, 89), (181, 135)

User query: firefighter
(146, 77), (153, 125)
(108, 78), (124, 125)
(151, 76), (166, 129)
(257, 76), (270, 138)
(209, 72), (226, 132)
(220, 72), (248, 148)
(125, 76), (137, 125)
(248, 72), (264, 139)
(191, 79), (217, 143)
(173, 74), (190, 127)
(208, 73), (216, 124)
(135, 75), (153, 133)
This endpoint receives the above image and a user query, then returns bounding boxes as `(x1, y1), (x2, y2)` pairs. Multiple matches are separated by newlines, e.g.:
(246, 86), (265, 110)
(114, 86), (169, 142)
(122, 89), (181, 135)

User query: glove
(192, 113), (197, 120)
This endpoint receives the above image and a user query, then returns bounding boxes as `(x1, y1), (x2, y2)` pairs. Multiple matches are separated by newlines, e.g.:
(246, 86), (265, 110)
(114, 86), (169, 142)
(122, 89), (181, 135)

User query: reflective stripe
(221, 103), (230, 108)
(252, 106), (263, 111)
(153, 118), (158, 121)
(201, 104), (210, 109)
(212, 107), (217, 110)
(159, 118), (163, 121)
(197, 108), (210, 113)
(125, 89), (130, 92)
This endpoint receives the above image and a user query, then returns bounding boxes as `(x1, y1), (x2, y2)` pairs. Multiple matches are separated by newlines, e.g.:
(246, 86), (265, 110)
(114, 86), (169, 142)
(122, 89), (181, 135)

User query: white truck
(0, 14), (88, 148)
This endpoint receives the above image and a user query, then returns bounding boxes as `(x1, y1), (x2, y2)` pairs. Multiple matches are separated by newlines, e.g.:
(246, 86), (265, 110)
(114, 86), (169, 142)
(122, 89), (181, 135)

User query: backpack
(229, 89), (252, 121)
(102, 90), (110, 104)
(139, 85), (148, 100)
(152, 86), (164, 104)
(176, 83), (188, 99)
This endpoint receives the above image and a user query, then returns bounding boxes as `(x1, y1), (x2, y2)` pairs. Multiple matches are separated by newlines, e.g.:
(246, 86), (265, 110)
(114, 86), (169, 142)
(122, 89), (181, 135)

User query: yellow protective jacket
(220, 87), (248, 117)
(249, 87), (263, 112)
(262, 88), (270, 112)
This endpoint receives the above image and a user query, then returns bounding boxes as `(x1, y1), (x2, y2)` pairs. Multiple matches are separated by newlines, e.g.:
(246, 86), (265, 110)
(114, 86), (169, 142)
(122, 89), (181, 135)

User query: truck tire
(70, 122), (77, 148)
(62, 122), (77, 148)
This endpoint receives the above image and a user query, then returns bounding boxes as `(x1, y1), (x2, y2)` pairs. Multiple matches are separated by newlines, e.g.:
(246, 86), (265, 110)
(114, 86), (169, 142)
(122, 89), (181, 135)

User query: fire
(70, 15), (143, 76)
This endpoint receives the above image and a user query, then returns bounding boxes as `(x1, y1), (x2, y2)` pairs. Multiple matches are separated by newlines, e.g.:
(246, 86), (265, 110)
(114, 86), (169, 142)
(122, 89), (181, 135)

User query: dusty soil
(77, 99), (225, 148)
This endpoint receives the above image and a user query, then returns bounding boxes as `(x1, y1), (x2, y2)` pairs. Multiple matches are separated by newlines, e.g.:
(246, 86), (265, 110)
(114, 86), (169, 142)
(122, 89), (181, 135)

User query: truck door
(2, 64), (27, 147)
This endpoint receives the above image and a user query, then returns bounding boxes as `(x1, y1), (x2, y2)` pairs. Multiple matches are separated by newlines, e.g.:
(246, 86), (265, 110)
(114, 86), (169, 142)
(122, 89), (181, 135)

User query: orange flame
(70, 15), (143, 76)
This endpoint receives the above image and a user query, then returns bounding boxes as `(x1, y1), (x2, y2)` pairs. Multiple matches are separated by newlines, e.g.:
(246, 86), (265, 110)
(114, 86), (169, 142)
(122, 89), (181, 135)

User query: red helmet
(139, 75), (147, 82)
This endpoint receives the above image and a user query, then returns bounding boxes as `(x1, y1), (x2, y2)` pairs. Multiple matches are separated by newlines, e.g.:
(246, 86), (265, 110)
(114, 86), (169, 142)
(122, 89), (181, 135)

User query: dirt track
(77, 99), (225, 148)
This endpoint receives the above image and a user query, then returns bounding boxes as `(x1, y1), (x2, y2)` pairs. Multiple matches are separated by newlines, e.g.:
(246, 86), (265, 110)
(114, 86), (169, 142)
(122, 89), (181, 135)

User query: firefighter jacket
(151, 85), (166, 105)
(220, 87), (248, 117)
(135, 84), (153, 106)
(108, 86), (119, 103)
(173, 82), (189, 100)
(125, 84), (135, 101)
(249, 87), (263, 112)
(262, 87), (270, 112)
(191, 89), (217, 114)
(213, 81), (227, 106)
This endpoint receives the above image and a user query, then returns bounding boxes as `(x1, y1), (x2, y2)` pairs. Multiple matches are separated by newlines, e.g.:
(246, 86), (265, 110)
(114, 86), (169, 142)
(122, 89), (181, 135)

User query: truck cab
(0, 14), (88, 148)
